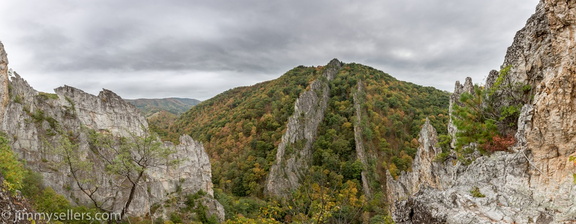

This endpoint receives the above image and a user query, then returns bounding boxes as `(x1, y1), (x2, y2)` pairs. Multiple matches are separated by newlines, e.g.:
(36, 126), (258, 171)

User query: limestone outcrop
(388, 1), (576, 223)
(353, 80), (372, 198)
(54, 85), (148, 137)
(0, 42), (223, 221)
(266, 59), (342, 196)
(386, 120), (442, 212)
(522, 0), (576, 199)
(0, 42), (8, 126)
(387, 116), (552, 223)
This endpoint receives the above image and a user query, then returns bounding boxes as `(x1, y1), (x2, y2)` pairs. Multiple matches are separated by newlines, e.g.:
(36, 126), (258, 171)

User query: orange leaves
(481, 135), (516, 152)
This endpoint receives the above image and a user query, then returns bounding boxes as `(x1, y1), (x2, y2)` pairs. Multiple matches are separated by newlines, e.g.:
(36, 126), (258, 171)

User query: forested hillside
(155, 60), (450, 222)
(125, 97), (200, 117)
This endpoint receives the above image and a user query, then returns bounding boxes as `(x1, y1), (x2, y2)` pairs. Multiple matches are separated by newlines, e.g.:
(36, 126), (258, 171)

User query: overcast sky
(0, 0), (540, 100)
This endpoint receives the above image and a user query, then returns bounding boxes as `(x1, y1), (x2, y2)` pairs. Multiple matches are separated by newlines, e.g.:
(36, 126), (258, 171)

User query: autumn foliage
(154, 62), (449, 222)
(481, 135), (516, 152)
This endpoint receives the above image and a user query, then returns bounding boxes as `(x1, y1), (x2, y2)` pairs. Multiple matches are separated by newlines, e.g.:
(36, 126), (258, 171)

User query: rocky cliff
(0, 43), (8, 126)
(387, 107), (545, 223)
(387, 0), (576, 223)
(522, 0), (576, 200)
(0, 42), (223, 221)
(266, 58), (342, 196)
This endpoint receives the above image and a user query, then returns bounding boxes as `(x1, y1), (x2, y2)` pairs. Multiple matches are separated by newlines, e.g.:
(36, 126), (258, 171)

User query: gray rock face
(387, 119), (442, 205)
(153, 135), (214, 198)
(149, 135), (224, 221)
(0, 42), (8, 126)
(388, 123), (551, 223)
(388, 1), (576, 223)
(0, 43), (223, 220)
(523, 0), (576, 198)
(54, 86), (148, 137)
(353, 80), (372, 198)
(266, 59), (342, 196)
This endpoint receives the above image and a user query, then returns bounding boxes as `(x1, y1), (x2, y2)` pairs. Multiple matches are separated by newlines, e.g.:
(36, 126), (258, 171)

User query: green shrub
(452, 86), (498, 152)
(370, 215), (395, 224)
(169, 213), (182, 223)
(342, 160), (363, 181)
(34, 187), (72, 212)
(0, 133), (26, 192)
(451, 66), (527, 159)
(38, 92), (59, 100)
(21, 170), (44, 197)
(470, 186), (486, 198)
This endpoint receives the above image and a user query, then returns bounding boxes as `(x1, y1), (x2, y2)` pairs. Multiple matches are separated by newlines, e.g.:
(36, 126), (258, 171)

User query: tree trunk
(120, 170), (145, 219)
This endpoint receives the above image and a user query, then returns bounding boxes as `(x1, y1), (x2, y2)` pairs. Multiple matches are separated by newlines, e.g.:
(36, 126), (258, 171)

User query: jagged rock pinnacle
(327, 58), (343, 67)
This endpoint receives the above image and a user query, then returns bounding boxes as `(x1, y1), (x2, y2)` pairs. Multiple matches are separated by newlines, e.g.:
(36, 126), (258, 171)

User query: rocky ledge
(387, 1), (576, 223)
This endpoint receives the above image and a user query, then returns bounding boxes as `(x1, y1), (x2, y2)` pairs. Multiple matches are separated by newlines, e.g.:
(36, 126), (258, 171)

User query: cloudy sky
(0, 0), (539, 100)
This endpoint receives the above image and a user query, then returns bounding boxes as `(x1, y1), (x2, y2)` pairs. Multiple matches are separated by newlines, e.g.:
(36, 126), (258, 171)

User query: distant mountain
(125, 97), (200, 116)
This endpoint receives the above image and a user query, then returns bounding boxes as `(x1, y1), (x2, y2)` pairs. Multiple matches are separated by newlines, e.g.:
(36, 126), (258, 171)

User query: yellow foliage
(225, 216), (281, 224)
(342, 122), (353, 129)
(0, 134), (26, 192)
(389, 163), (399, 178)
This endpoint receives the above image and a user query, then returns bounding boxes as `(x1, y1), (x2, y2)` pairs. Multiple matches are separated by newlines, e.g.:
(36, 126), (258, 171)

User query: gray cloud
(0, 0), (540, 100)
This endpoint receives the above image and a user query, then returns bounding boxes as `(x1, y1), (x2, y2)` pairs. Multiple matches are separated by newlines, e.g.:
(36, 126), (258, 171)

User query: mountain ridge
(125, 97), (200, 117)
(160, 58), (450, 222)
